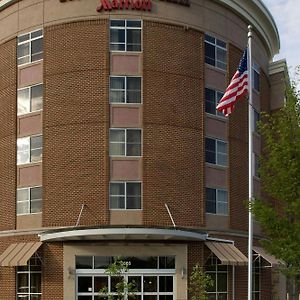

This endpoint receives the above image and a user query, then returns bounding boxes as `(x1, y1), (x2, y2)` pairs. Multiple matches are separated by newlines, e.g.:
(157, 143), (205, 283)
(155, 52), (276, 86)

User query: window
(205, 88), (224, 116)
(109, 129), (141, 156)
(17, 135), (43, 165)
(17, 255), (42, 300)
(17, 29), (43, 66)
(253, 63), (260, 92)
(254, 154), (260, 178)
(110, 76), (141, 103)
(76, 256), (175, 300)
(252, 253), (261, 300)
(18, 84), (43, 115)
(17, 186), (42, 215)
(110, 182), (141, 209)
(205, 137), (227, 166)
(205, 256), (228, 299)
(110, 20), (142, 52)
(206, 188), (228, 215)
(205, 34), (227, 70)
(253, 109), (260, 133)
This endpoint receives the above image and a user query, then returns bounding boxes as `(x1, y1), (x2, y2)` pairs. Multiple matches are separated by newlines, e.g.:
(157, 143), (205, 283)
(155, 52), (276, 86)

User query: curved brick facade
(143, 22), (205, 227)
(0, 0), (287, 299)
(43, 20), (110, 227)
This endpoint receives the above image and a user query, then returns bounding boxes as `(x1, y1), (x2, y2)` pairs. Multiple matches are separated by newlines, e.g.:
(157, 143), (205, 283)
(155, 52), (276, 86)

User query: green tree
(251, 85), (300, 296)
(99, 257), (137, 300)
(189, 264), (213, 300)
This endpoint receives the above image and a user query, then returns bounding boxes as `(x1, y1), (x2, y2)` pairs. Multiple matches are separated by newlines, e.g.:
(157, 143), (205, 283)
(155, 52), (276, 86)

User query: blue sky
(262, 0), (299, 81)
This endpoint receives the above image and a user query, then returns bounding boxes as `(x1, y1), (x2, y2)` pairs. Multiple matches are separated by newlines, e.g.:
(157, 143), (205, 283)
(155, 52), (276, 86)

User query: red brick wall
(228, 44), (249, 232)
(143, 21), (205, 227)
(43, 20), (110, 227)
(42, 242), (64, 300)
(0, 38), (17, 231)
(188, 242), (204, 275)
(187, 242), (204, 297)
(0, 237), (16, 300)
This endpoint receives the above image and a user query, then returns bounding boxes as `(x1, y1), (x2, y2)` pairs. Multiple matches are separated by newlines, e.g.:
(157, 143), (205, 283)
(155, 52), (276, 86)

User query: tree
(99, 257), (138, 300)
(189, 264), (213, 300)
(251, 84), (300, 296)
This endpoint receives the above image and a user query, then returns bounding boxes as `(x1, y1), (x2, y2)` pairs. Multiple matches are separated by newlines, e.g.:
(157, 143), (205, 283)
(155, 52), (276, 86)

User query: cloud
(263, 0), (300, 72)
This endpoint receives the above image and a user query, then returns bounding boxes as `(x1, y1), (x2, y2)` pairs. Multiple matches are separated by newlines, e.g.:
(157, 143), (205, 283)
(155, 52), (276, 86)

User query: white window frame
(205, 34), (227, 71)
(109, 181), (142, 210)
(17, 135), (43, 165)
(17, 83), (43, 115)
(17, 186), (42, 215)
(110, 19), (142, 52)
(109, 76), (142, 104)
(205, 87), (225, 117)
(17, 29), (43, 66)
(205, 256), (228, 299)
(109, 128), (142, 157)
(76, 256), (176, 300)
(252, 62), (260, 92)
(16, 255), (42, 299)
(252, 252), (261, 300)
(253, 109), (260, 134)
(254, 154), (260, 179)
(205, 137), (228, 167)
(206, 187), (228, 216)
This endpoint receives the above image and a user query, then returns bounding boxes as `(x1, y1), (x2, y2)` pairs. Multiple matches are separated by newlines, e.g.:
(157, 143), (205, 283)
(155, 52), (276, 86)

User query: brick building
(0, 0), (289, 299)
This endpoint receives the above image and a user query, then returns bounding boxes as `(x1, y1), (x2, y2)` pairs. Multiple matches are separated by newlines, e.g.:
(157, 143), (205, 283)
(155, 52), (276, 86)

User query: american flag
(216, 48), (248, 116)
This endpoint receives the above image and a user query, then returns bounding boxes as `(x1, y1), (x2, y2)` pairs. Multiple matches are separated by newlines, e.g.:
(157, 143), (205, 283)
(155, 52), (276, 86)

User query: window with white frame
(76, 256), (175, 300)
(110, 76), (141, 103)
(252, 252), (261, 300)
(17, 255), (42, 300)
(110, 182), (141, 209)
(109, 129), (141, 157)
(254, 154), (260, 178)
(18, 84), (43, 115)
(17, 135), (43, 165)
(253, 62), (260, 92)
(110, 20), (142, 52)
(253, 109), (260, 133)
(17, 186), (42, 215)
(205, 34), (227, 71)
(17, 29), (43, 66)
(205, 255), (228, 300)
(205, 88), (224, 117)
(206, 187), (228, 215)
(205, 137), (227, 166)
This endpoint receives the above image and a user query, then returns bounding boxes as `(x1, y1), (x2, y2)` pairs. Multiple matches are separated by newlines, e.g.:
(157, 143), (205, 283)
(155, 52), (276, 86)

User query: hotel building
(0, 0), (289, 299)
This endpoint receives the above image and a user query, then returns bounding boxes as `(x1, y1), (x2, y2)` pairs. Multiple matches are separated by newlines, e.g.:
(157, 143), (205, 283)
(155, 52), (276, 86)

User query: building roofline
(1, 0), (280, 57)
(0, 0), (16, 11)
(269, 59), (288, 75)
(210, 0), (280, 57)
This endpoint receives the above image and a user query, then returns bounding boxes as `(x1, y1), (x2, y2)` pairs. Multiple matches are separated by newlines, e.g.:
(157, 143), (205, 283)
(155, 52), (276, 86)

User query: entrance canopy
(39, 227), (208, 242)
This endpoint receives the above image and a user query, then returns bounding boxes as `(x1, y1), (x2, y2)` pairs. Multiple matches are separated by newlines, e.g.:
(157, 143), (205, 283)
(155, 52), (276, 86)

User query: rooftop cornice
(210, 0), (280, 57)
(0, 0), (280, 57)
(0, 0), (17, 11)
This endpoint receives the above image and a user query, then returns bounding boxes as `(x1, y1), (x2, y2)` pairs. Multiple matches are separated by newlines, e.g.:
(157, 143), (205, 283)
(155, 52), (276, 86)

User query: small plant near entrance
(99, 257), (138, 300)
(189, 264), (213, 300)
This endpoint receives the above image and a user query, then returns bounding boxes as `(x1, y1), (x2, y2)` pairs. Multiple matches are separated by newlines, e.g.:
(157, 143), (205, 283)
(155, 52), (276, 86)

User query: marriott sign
(96, 0), (152, 12)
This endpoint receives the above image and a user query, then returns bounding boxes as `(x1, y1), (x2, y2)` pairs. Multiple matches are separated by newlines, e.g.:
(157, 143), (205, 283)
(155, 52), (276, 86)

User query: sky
(262, 0), (300, 82)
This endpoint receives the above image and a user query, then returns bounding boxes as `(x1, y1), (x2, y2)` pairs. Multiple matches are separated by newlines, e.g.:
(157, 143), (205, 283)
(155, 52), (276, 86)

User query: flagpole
(247, 24), (254, 300)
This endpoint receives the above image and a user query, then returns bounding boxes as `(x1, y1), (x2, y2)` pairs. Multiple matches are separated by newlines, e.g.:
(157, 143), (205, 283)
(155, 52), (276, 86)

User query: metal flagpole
(247, 24), (254, 300)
